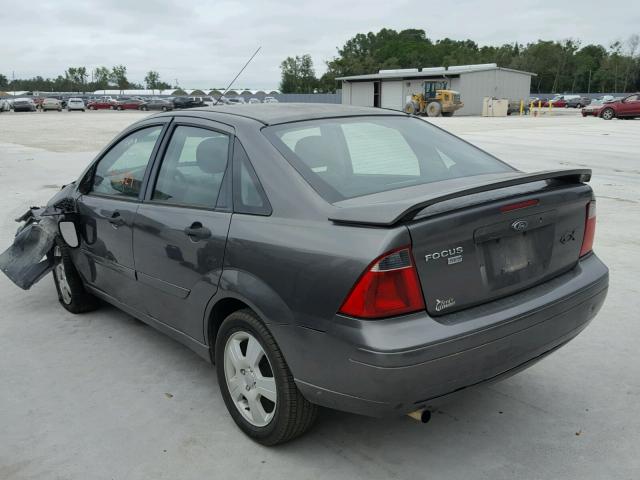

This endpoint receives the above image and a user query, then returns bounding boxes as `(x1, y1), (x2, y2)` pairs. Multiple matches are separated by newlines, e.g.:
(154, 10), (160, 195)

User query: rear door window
(151, 125), (230, 209)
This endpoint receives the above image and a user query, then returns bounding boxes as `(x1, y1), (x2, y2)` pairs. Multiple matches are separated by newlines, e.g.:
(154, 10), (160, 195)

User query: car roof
(192, 103), (407, 126)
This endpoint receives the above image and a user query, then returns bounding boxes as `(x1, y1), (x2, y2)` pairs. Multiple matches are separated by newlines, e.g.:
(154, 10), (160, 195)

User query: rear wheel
(601, 108), (615, 120)
(216, 309), (317, 445)
(52, 240), (99, 314)
(426, 101), (442, 117)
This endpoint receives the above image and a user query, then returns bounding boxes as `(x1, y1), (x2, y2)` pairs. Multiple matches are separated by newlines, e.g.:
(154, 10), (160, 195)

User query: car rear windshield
(264, 116), (513, 202)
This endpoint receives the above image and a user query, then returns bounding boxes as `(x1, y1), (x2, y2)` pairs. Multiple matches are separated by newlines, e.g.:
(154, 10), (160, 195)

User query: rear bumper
(279, 254), (608, 417)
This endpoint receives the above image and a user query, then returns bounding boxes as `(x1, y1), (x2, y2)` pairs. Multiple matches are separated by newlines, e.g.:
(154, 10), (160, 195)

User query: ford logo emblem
(511, 220), (529, 232)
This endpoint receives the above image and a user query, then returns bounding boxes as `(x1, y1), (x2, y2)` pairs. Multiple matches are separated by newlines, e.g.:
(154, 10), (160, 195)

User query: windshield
(264, 116), (513, 202)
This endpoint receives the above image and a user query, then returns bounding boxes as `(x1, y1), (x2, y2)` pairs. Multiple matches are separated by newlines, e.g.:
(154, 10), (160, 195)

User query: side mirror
(58, 221), (79, 248)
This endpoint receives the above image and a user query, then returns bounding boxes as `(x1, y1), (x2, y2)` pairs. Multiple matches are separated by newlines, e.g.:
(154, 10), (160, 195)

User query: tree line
(0, 66), (174, 92)
(280, 29), (640, 94)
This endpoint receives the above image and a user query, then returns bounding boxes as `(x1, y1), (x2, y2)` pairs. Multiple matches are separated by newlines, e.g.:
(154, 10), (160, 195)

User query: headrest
(196, 137), (228, 174)
(294, 136), (329, 170)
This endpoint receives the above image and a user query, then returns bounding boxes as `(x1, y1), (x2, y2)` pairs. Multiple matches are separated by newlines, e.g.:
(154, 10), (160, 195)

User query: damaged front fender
(0, 183), (79, 290)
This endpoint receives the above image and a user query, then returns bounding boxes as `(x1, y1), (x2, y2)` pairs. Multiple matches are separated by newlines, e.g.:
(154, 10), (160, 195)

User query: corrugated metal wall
(274, 93), (341, 103)
(456, 70), (531, 115)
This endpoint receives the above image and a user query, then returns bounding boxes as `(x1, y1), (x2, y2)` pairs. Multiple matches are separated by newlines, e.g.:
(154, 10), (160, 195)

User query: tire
(426, 101), (442, 117)
(403, 101), (418, 115)
(89, 106), (95, 110)
(117, 106), (123, 111)
(441, 111), (454, 117)
(215, 309), (317, 445)
(161, 106), (167, 112)
(601, 108), (615, 120)
(576, 103), (582, 109)
(51, 239), (99, 314)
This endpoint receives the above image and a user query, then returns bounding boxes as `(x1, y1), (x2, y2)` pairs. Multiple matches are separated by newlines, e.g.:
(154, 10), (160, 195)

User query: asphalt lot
(1, 109), (638, 480)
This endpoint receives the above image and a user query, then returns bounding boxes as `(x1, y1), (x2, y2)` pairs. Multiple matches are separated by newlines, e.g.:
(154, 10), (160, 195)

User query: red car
(599, 93), (640, 120)
(541, 96), (568, 108)
(114, 98), (146, 110)
(87, 97), (116, 110)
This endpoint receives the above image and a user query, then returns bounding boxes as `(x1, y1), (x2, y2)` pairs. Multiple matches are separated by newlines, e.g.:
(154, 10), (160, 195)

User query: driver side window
(91, 126), (162, 198)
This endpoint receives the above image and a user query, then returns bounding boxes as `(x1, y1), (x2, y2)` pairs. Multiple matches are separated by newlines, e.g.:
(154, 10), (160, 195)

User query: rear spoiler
(329, 169), (591, 227)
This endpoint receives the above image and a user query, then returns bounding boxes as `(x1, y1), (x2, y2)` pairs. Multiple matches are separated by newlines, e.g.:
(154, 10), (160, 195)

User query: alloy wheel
(223, 330), (277, 427)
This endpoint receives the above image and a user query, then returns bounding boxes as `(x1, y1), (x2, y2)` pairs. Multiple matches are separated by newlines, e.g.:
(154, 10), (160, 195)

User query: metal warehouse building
(338, 63), (534, 115)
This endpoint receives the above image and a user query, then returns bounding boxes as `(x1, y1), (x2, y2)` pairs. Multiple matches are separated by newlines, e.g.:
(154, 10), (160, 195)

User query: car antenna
(213, 46), (261, 106)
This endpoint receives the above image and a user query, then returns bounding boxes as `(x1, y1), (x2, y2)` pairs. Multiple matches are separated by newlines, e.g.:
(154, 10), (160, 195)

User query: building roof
(337, 63), (536, 81)
(189, 103), (405, 125)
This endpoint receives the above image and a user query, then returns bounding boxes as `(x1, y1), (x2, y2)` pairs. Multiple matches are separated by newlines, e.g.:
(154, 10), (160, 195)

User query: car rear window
(264, 116), (513, 202)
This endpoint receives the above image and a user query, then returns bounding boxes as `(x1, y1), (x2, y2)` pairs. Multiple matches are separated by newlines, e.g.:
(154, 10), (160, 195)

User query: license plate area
(475, 210), (556, 291)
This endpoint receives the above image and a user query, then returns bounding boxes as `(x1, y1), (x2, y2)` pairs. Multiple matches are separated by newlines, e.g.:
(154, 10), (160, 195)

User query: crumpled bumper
(0, 209), (58, 289)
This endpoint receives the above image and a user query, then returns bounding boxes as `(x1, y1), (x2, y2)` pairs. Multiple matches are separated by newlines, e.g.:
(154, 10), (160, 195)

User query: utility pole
(12, 71), (15, 97)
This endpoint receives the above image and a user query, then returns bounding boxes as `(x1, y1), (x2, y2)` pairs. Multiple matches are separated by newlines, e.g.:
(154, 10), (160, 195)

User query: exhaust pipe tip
(407, 408), (431, 424)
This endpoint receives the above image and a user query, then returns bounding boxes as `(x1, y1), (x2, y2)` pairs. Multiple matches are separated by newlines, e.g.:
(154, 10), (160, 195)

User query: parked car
(225, 97), (246, 105)
(581, 99), (605, 117)
(11, 98), (36, 112)
(541, 95), (568, 108)
(172, 96), (205, 109)
(114, 98), (146, 110)
(566, 96), (591, 108)
(599, 93), (640, 120)
(247, 98), (261, 104)
(0, 98), (10, 112)
(141, 98), (173, 111)
(263, 96), (279, 103)
(41, 98), (63, 111)
(0, 104), (608, 446)
(87, 97), (116, 110)
(67, 98), (86, 112)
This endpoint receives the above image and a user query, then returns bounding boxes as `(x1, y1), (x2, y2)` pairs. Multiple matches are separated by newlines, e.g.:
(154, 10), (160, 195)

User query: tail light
(339, 247), (425, 319)
(580, 201), (596, 257)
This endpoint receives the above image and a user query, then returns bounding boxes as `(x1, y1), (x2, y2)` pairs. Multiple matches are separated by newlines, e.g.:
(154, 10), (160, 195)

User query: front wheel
(216, 309), (317, 445)
(601, 108), (615, 120)
(52, 240), (99, 314)
(426, 101), (442, 117)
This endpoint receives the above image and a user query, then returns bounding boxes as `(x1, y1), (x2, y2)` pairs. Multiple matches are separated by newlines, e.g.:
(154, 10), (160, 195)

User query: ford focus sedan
(0, 104), (608, 445)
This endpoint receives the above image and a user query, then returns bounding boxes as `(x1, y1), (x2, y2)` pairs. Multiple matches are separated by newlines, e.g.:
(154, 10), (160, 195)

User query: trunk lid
(408, 183), (592, 315)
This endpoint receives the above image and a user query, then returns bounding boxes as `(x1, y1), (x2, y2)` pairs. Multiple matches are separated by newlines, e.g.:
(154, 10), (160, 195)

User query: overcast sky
(1, 0), (638, 90)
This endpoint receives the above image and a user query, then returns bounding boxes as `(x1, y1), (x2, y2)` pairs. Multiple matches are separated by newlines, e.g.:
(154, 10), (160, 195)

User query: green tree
(280, 54), (317, 93)
(0, 73), (8, 88)
(93, 66), (111, 89)
(144, 70), (161, 90)
(110, 65), (129, 90)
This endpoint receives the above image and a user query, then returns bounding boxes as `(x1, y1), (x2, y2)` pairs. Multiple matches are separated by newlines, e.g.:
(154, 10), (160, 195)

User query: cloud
(1, 0), (638, 89)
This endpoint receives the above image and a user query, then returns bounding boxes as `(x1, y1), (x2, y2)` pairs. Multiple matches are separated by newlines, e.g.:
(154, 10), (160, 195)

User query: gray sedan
(0, 104), (609, 445)
(140, 98), (173, 111)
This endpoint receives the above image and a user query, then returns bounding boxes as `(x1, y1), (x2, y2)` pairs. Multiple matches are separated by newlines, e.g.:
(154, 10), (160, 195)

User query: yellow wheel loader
(404, 80), (463, 117)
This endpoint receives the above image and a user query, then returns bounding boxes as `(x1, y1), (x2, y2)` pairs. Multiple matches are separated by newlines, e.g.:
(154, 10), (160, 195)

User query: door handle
(108, 211), (126, 227)
(184, 222), (211, 240)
